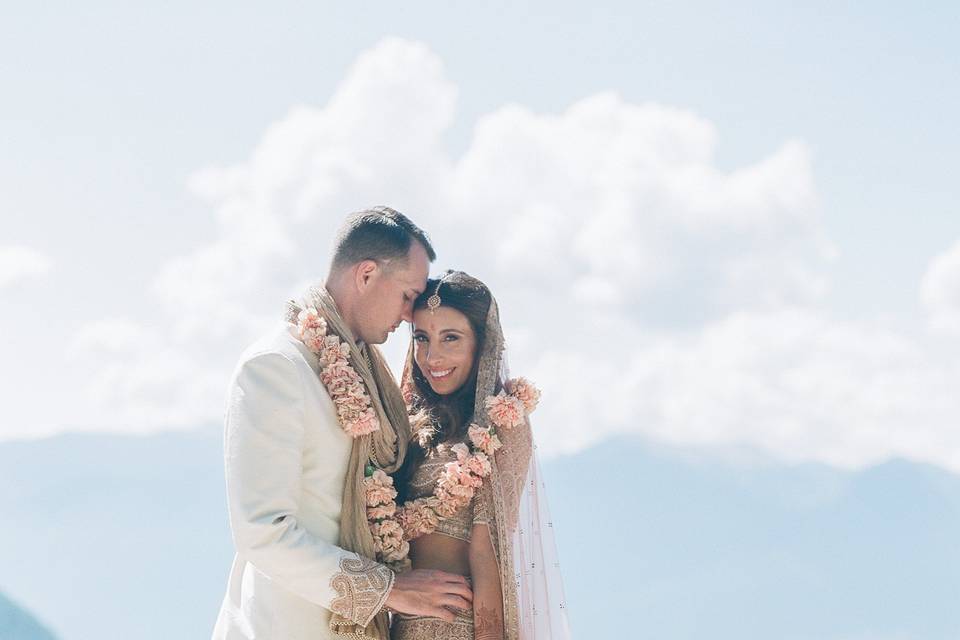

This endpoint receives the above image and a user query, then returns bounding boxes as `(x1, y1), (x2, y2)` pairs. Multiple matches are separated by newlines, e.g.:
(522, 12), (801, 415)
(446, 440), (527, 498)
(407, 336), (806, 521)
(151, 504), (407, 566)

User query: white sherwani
(212, 322), (394, 639)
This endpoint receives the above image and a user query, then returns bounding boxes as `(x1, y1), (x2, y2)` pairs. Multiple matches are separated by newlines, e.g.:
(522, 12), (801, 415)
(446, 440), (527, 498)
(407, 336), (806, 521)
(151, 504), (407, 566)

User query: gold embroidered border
(329, 555), (395, 627)
(392, 614), (474, 640)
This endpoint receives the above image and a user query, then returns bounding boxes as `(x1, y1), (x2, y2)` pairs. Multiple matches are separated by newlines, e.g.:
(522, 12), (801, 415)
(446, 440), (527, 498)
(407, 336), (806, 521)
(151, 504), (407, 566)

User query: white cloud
(442, 94), (833, 322)
(921, 238), (960, 333)
(57, 37), (960, 474)
(155, 37), (458, 342)
(68, 318), (225, 432)
(530, 308), (960, 472)
(0, 246), (53, 288)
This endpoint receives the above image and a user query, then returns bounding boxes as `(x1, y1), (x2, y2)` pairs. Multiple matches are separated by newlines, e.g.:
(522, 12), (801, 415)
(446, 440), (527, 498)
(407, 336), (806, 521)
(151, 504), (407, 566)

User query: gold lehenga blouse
(406, 442), (490, 541)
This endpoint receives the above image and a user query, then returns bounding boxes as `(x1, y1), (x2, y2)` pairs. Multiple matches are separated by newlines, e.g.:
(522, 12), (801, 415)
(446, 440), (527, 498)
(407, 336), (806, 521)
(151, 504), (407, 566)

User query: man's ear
(354, 259), (380, 292)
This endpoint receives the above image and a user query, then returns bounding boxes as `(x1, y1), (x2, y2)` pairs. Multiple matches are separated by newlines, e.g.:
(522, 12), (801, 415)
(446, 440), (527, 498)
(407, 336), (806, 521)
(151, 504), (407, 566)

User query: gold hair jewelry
(426, 273), (452, 314)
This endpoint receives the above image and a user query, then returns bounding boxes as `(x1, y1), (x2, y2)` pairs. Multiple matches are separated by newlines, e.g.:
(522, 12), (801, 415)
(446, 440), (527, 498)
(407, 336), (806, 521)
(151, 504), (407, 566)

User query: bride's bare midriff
(409, 532), (471, 576)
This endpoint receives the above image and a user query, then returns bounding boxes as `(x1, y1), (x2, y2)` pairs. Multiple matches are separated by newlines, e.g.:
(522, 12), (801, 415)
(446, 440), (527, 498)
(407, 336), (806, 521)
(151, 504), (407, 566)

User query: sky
(2, 2), (960, 474)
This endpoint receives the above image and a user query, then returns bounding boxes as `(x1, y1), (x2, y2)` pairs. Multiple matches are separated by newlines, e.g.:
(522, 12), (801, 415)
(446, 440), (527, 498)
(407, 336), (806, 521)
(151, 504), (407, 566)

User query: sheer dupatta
(401, 296), (571, 639)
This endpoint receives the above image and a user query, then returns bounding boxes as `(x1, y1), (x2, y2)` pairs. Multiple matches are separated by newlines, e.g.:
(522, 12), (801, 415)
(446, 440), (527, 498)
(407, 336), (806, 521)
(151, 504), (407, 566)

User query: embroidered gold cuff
(329, 555), (396, 627)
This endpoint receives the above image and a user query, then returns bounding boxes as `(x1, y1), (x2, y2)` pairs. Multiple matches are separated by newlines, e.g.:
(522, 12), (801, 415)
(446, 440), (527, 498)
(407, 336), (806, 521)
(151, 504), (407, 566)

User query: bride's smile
(412, 305), (478, 396)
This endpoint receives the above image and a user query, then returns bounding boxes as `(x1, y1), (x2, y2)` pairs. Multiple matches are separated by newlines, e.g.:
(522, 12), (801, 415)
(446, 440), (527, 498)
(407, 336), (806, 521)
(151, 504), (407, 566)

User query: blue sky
(3, 2), (960, 470)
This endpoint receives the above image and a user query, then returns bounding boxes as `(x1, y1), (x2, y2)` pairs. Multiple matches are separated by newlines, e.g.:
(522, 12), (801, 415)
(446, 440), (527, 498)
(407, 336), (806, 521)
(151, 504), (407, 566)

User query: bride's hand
(383, 569), (473, 622)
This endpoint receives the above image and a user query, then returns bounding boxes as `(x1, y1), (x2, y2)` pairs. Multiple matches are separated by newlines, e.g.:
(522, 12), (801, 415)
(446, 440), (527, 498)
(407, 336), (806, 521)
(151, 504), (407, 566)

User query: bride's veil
(402, 289), (571, 639)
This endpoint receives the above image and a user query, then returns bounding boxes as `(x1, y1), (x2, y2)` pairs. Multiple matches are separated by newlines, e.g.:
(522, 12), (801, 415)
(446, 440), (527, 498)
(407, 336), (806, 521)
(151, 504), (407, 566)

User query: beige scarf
(286, 286), (410, 640)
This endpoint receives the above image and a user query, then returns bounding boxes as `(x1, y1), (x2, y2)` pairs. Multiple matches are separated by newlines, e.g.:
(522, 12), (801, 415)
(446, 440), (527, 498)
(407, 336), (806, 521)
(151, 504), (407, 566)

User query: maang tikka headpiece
(426, 272), (453, 314)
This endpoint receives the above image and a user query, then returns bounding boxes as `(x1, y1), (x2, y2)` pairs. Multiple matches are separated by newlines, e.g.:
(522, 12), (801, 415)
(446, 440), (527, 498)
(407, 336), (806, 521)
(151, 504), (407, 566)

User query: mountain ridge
(2, 428), (959, 639)
(0, 590), (58, 640)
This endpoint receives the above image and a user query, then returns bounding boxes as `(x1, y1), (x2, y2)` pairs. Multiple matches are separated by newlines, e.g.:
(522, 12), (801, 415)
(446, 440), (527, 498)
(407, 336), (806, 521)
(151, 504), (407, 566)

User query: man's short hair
(330, 206), (436, 272)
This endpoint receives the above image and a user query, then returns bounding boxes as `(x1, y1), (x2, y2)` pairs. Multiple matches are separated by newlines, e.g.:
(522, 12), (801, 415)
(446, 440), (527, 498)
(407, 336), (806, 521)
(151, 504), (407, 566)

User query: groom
(212, 207), (472, 640)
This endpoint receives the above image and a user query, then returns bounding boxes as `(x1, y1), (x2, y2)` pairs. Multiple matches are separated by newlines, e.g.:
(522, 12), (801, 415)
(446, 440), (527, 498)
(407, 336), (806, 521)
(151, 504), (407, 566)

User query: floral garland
(396, 377), (540, 541)
(295, 308), (408, 569)
(363, 468), (409, 568)
(296, 308), (381, 437)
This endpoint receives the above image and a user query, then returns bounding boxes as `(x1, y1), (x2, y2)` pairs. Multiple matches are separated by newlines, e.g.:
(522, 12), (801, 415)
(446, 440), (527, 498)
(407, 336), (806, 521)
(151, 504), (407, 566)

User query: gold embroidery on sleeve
(329, 556), (395, 627)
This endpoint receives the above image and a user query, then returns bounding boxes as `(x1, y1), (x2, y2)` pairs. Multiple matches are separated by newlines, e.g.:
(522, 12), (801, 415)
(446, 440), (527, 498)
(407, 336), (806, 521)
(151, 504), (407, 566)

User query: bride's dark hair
(394, 270), (496, 502)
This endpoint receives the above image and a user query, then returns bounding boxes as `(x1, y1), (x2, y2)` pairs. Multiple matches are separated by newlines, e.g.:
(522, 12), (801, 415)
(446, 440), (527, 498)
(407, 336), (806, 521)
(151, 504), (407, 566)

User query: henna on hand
(474, 602), (504, 640)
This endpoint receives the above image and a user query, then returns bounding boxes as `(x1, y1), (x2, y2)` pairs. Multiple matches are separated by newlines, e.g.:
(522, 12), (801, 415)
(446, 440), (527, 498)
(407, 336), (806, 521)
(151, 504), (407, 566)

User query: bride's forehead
(412, 306), (472, 332)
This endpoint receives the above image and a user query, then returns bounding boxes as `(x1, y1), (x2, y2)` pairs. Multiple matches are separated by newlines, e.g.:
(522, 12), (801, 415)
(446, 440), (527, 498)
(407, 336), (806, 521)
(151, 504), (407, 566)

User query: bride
(390, 271), (570, 640)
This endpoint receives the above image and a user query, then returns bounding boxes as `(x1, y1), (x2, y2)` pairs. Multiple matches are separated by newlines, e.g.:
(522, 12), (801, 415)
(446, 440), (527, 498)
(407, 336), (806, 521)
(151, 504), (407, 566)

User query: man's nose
(400, 302), (414, 323)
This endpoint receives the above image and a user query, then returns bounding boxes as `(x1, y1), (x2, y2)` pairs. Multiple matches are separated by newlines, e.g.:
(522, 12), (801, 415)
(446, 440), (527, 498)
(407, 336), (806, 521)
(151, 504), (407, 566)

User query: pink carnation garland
(296, 307), (407, 569)
(297, 307), (381, 438)
(396, 377), (540, 541)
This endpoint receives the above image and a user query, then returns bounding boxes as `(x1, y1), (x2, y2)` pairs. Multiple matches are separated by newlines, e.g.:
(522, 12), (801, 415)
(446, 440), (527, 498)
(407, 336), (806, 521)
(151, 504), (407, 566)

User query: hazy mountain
(546, 440), (960, 639)
(0, 429), (234, 640)
(1, 429), (959, 639)
(0, 591), (58, 640)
